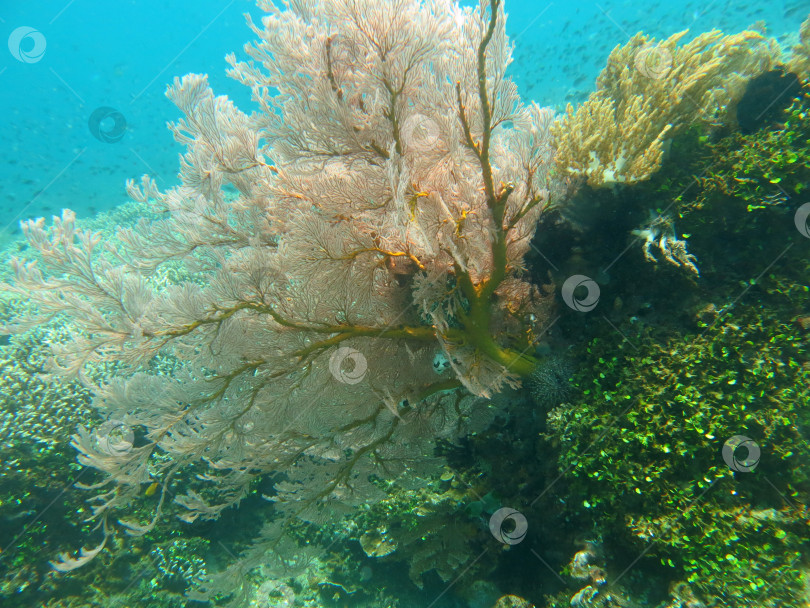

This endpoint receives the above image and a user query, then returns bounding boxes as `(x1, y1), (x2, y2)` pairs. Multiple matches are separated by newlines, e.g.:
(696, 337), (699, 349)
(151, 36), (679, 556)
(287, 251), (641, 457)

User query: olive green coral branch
(451, 0), (537, 378)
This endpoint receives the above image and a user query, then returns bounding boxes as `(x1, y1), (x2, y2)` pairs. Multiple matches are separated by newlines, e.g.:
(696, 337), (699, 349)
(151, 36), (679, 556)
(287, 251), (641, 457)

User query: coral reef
(544, 286), (809, 605)
(553, 29), (781, 186)
(2, 0), (560, 583)
(353, 471), (490, 589)
(543, 117), (810, 606)
(1, 3), (809, 608)
(0, 312), (94, 602)
(692, 92), (810, 212)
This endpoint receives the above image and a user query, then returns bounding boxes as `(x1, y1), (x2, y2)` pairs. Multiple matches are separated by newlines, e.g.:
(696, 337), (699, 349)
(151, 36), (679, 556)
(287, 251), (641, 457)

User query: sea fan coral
(1, 0), (557, 575)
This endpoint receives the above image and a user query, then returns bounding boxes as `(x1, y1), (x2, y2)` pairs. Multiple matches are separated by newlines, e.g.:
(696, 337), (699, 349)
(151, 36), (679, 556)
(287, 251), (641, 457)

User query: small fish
(144, 482), (159, 497)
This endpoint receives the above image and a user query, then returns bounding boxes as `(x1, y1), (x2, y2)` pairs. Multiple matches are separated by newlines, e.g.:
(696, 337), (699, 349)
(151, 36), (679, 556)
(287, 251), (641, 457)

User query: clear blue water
(1, 0), (805, 237)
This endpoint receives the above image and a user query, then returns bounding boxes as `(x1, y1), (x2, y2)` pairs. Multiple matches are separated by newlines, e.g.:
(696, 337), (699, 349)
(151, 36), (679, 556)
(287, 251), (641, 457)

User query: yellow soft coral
(553, 29), (781, 187)
(787, 14), (810, 82)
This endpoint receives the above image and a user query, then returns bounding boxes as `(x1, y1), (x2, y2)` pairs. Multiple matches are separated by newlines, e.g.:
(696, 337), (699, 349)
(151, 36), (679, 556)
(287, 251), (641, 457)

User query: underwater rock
(736, 68), (803, 134)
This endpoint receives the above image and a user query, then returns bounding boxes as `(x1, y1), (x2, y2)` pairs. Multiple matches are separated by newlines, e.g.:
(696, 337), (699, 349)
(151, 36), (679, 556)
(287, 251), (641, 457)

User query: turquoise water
(1, 1), (809, 607)
(1, 1), (803, 235)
